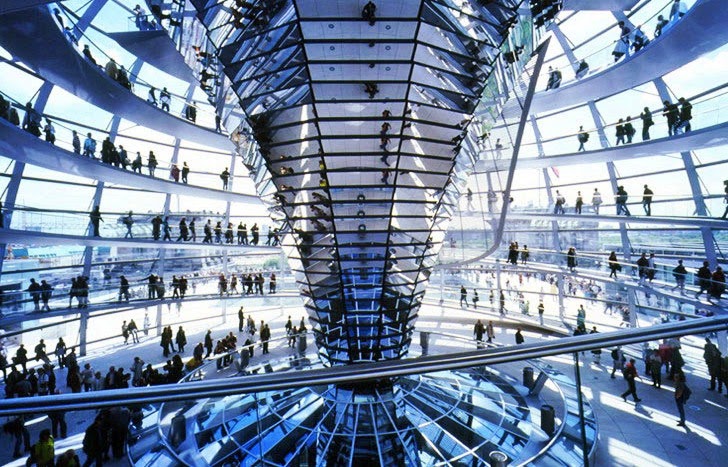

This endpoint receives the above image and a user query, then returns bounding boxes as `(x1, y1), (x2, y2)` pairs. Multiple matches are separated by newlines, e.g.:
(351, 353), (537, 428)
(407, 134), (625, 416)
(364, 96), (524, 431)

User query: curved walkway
(562, 0), (640, 10)
(0, 228), (284, 252)
(459, 260), (727, 315)
(0, 291), (300, 332)
(0, 6), (231, 151)
(105, 30), (195, 83)
(500, 0), (728, 118)
(493, 211), (728, 229)
(0, 119), (261, 204)
(476, 119), (728, 172)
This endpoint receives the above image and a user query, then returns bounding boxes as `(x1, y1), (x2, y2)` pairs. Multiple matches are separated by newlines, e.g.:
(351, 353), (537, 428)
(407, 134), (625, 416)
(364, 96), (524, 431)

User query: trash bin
(488, 451), (508, 467)
(541, 404), (555, 436)
(523, 366), (534, 389)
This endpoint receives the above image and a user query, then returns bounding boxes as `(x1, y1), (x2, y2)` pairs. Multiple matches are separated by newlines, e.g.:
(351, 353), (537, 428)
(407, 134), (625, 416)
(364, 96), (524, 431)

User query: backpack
(683, 384), (692, 402)
(611, 349), (619, 360)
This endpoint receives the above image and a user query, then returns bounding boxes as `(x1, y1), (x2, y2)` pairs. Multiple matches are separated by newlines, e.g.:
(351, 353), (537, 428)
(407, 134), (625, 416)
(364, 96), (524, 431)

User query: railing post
(628, 292), (637, 328)
(573, 352), (589, 466)
(156, 303), (163, 336)
(79, 310), (88, 357)
(557, 273), (565, 320)
(439, 269), (445, 304)
(495, 260), (502, 312)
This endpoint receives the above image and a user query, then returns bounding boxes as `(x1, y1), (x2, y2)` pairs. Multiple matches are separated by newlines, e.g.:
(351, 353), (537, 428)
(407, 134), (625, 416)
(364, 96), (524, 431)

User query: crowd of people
(83, 206), (282, 245)
(576, 96), (693, 152)
(1, 303), (311, 465)
(217, 272), (277, 296)
(544, 0), (688, 90)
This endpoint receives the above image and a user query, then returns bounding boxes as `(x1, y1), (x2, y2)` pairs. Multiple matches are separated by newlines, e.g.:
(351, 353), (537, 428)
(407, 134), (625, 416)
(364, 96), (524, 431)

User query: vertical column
(557, 273), (565, 320)
(156, 303), (163, 336)
(495, 260), (502, 314)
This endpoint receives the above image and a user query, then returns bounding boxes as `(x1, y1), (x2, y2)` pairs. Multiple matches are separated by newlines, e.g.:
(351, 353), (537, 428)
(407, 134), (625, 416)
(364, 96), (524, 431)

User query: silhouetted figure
(362, 2), (376, 26)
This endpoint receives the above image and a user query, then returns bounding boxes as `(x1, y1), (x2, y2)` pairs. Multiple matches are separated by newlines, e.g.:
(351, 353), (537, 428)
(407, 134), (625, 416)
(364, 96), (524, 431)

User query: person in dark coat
(566, 247), (577, 273)
(82, 417), (106, 466)
(89, 206), (103, 237)
(473, 319), (485, 347)
(175, 326), (187, 353)
(204, 330), (213, 358)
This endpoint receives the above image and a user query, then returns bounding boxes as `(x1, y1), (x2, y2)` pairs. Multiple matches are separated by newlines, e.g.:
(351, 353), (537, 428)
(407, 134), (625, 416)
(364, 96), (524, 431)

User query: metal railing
(1, 315), (725, 415)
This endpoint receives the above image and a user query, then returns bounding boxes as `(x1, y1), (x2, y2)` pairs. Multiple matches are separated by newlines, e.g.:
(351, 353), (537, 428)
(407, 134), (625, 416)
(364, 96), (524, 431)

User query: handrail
(1, 316), (725, 415)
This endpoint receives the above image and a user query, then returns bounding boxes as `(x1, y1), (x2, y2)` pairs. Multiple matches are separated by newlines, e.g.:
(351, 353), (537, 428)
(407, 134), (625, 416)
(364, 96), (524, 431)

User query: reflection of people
(362, 1), (376, 26)
(577, 126), (589, 151)
(612, 22), (630, 62)
(89, 206), (103, 237)
(669, 0), (687, 21)
(575, 60), (589, 79)
(494, 138), (503, 159)
(184, 102), (197, 122)
(654, 15), (669, 37)
(721, 180), (728, 219)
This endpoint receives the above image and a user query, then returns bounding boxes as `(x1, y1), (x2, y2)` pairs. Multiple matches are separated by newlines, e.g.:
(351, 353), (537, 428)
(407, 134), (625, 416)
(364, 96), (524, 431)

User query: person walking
(640, 107), (653, 141)
(220, 168), (230, 190)
(260, 323), (271, 354)
(591, 188), (602, 214)
(615, 118), (626, 145)
(459, 285), (468, 307)
(615, 186), (631, 216)
(642, 185), (653, 216)
(695, 261), (712, 299)
(123, 211), (134, 238)
(704, 338), (721, 391)
(672, 260), (688, 295)
(577, 126), (589, 151)
(486, 320), (495, 344)
(575, 191), (583, 214)
(566, 247), (577, 273)
(553, 190), (565, 214)
(674, 369), (690, 427)
(515, 327), (524, 345)
(648, 349), (663, 388)
(473, 319), (485, 348)
(537, 301), (545, 325)
(175, 326), (187, 353)
(620, 358), (642, 403)
(663, 99), (679, 136)
(89, 206), (103, 237)
(636, 253), (649, 286)
(608, 251), (621, 278)
(611, 346), (625, 378)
